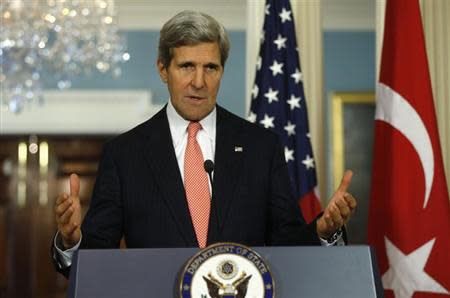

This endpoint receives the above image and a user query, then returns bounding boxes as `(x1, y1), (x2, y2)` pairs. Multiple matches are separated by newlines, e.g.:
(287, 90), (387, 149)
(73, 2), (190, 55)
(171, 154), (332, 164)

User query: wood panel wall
(0, 136), (108, 298)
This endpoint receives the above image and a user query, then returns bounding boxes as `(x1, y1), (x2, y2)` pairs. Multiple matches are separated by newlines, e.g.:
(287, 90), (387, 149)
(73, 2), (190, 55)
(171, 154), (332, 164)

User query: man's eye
(180, 64), (194, 70)
(206, 65), (218, 72)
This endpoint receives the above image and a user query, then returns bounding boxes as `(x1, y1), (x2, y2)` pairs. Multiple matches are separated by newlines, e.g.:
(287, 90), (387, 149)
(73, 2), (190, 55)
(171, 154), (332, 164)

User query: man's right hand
(55, 173), (82, 249)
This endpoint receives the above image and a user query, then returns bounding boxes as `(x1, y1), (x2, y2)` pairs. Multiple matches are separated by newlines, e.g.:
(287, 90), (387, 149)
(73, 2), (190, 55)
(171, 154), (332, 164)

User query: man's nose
(191, 68), (205, 89)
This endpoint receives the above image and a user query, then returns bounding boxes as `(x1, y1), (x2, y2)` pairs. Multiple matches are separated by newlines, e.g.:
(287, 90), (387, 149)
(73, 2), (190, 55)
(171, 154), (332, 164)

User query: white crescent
(375, 83), (434, 209)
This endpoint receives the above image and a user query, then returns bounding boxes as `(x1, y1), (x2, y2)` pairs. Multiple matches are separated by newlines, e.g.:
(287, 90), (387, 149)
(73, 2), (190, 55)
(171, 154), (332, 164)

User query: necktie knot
(187, 122), (202, 138)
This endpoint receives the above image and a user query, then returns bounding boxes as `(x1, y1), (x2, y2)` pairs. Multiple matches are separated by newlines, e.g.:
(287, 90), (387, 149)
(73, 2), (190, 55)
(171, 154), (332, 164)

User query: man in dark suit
(52, 10), (356, 277)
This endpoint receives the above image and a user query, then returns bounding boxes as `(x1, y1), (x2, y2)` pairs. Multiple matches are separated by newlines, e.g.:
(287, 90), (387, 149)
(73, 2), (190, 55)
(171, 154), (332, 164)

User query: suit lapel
(208, 107), (245, 243)
(141, 107), (197, 246)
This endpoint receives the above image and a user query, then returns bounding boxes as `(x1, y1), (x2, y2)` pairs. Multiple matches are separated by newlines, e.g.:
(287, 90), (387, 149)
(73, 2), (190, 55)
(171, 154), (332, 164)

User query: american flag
(248, 0), (322, 222)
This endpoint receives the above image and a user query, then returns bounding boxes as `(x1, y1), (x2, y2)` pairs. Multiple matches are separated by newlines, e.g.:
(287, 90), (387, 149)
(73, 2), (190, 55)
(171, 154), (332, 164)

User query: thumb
(70, 173), (80, 197)
(337, 170), (353, 193)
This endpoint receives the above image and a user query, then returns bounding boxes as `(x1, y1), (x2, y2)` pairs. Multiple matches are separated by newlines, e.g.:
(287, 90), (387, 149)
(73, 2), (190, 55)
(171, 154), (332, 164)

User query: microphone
(204, 159), (214, 188)
(203, 160), (220, 240)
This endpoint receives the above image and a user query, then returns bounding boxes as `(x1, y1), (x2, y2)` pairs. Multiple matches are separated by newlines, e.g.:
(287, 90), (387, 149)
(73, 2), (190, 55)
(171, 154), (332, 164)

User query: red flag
(367, 0), (450, 297)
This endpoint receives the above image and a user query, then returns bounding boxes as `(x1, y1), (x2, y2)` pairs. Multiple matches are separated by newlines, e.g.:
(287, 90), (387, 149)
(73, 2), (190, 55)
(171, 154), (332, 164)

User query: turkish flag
(367, 0), (450, 297)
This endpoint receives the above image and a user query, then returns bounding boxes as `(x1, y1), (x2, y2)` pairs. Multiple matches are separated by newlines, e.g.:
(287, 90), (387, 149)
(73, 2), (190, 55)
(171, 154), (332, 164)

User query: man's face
(158, 42), (224, 121)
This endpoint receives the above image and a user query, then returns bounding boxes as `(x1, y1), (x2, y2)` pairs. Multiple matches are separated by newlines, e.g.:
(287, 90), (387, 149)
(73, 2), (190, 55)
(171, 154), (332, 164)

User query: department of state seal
(179, 243), (274, 298)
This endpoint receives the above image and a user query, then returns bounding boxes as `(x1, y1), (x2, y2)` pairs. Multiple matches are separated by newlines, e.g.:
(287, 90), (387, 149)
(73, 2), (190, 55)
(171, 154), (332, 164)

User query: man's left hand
(316, 170), (357, 239)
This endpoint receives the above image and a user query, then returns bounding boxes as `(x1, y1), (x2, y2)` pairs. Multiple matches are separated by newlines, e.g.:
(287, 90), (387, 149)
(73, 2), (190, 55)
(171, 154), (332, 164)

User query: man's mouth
(185, 95), (206, 101)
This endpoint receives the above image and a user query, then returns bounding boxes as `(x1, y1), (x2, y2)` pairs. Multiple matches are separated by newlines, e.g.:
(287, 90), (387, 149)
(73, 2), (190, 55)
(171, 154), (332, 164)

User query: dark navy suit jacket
(53, 105), (320, 277)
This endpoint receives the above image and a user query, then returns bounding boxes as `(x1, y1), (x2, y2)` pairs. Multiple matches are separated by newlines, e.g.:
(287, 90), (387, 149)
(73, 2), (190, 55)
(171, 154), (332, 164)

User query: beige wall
(421, 0), (450, 192)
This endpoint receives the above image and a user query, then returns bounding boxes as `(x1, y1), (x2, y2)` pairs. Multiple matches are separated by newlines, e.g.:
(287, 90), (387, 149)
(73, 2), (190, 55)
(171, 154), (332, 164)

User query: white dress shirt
(166, 99), (216, 190)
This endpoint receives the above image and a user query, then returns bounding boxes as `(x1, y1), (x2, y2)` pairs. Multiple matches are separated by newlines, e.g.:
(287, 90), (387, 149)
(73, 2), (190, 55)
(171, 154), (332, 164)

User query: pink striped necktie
(184, 122), (211, 248)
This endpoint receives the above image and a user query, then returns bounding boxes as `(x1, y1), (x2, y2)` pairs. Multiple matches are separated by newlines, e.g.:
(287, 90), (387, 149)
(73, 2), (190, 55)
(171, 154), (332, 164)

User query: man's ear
(157, 59), (168, 83)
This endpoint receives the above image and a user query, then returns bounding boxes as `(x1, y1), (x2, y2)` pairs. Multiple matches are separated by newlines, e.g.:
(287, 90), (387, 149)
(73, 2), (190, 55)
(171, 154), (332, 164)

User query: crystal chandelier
(0, 0), (130, 113)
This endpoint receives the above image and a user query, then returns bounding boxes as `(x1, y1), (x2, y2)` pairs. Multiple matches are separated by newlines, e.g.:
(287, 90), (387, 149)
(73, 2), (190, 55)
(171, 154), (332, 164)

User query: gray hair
(158, 10), (231, 68)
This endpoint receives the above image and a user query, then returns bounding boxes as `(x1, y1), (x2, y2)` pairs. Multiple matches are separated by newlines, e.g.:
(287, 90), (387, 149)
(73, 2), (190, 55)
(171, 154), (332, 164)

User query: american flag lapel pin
(234, 146), (243, 152)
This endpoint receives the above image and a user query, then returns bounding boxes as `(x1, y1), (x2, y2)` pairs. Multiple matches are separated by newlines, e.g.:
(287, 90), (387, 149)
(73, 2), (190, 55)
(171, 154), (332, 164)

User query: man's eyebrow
(177, 61), (195, 67)
(176, 61), (221, 68)
(204, 62), (220, 68)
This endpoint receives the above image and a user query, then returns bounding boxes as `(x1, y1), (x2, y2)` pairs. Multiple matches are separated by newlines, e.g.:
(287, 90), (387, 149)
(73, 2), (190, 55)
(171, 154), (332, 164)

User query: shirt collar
(166, 99), (216, 147)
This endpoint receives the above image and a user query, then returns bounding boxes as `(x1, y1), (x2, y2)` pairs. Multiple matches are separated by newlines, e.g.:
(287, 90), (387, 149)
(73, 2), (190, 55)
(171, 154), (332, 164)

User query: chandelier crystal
(0, 0), (129, 113)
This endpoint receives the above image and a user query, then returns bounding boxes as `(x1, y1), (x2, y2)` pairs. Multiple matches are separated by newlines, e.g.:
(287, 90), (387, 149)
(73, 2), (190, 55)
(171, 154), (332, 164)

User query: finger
(335, 197), (351, 219)
(61, 221), (79, 237)
(330, 204), (344, 227)
(55, 198), (72, 217)
(337, 170), (353, 193)
(323, 211), (335, 229)
(344, 193), (357, 210)
(58, 206), (74, 225)
(70, 173), (80, 197)
(56, 193), (69, 205)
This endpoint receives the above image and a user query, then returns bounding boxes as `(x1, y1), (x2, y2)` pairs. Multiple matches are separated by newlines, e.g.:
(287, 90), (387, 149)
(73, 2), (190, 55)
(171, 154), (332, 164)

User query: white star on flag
(256, 56), (262, 71)
(260, 114), (275, 129)
(260, 30), (265, 44)
(264, 87), (279, 103)
(279, 7), (292, 23)
(382, 237), (449, 298)
(302, 154), (315, 169)
(273, 34), (287, 50)
(286, 94), (301, 110)
(252, 85), (259, 99)
(284, 147), (294, 162)
(284, 121), (296, 136)
(291, 68), (302, 83)
(247, 111), (257, 123)
(265, 4), (271, 15)
(269, 60), (283, 76)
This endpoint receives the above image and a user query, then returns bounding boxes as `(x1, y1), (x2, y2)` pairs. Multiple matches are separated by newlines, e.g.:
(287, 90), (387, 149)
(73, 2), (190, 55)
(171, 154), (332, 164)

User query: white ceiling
(115, 0), (375, 31)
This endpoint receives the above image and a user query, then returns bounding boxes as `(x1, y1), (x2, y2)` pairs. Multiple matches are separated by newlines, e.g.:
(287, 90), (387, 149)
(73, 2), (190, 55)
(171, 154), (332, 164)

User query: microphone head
(204, 159), (214, 173)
